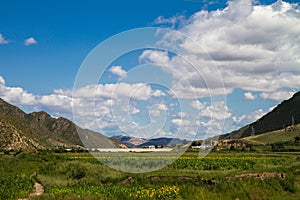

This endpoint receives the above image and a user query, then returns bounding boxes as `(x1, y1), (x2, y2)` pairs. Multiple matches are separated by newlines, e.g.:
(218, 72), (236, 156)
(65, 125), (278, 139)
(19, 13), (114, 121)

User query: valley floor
(0, 149), (300, 200)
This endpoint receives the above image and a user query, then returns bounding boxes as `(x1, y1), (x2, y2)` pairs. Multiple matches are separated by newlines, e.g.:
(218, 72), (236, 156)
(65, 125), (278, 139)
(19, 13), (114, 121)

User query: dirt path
(18, 182), (44, 200)
(30, 182), (44, 197)
(226, 172), (285, 180)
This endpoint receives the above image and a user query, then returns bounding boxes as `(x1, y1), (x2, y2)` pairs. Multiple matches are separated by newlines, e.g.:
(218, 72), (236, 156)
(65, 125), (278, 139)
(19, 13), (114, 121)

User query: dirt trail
(18, 182), (44, 200)
(226, 172), (285, 180)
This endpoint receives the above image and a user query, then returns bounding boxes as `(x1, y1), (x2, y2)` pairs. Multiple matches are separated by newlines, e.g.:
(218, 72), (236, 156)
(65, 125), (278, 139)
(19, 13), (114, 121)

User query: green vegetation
(0, 175), (34, 200)
(129, 185), (180, 199)
(0, 150), (299, 200)
(242, 124), (300, 145)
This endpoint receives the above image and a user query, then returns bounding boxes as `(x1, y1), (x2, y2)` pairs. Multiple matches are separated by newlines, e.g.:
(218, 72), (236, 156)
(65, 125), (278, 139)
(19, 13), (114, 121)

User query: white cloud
(191, 100), (205, 110)
(154, 16), (177, 25)
(139, 50), (170, 65)
(171, 118), (190, 126)
(4, 87), (37, 105)
(232, 108), (266, 127)
(244, 92), (257, 100)
(198, 118), (224, 138)
(0, 76), (5, 85)
(141, 0), (300, 99)
(178, 112), (187, 118)
(260, 90), (295, 101)
(151, 89), (166, 97)
(40, 94), (72, 111)
(0, 34), (8, 44)
(66, 83), (153, 101)
(200, 101), (232, 120)
(155, 103), (168, 111)
(149, 109), (161, 117)
(0, 76), (36, 105)
(108, 66), (127, 78)
(129, 106), (140, 114)
(24, 37), (37, 46)
(153, 15), (185, 28)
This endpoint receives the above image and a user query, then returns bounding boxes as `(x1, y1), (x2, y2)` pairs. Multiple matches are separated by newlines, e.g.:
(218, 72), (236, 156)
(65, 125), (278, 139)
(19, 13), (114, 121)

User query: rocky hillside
(0, 98), (115, 151)
(224, 91), (300, 139)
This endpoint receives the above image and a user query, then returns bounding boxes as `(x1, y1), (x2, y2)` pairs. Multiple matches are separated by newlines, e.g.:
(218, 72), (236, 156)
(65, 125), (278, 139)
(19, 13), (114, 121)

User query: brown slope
(0, 98), (113, 150)
(0, 98), (26, 119)
(0, 119), (43, 150)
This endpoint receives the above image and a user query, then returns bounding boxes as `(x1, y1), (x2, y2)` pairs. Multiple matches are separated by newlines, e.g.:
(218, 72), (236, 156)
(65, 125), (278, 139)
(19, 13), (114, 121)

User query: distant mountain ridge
(223, 91), (300, 140)
(0, 98), (114, 150)
(3, 90), (299, 150)
(111, 135), (186, 147)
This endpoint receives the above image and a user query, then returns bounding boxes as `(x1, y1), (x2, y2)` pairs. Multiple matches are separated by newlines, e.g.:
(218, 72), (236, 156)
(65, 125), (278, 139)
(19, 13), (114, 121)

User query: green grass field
(0, 149), (300, 200)
(242, 124), (300, 146)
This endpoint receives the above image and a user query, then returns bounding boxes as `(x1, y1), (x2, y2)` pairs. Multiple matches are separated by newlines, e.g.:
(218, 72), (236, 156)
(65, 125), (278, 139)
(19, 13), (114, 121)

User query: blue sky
(0, 0), (208, 94)
(1, 0), (300, 140)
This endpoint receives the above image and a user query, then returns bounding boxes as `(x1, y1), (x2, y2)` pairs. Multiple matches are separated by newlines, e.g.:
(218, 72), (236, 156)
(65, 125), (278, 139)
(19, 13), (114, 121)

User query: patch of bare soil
(118, 176), (135, 185)
(226, 172), (285, 180)
(149, 176), (219, 185)
(18, 182), (44, 200)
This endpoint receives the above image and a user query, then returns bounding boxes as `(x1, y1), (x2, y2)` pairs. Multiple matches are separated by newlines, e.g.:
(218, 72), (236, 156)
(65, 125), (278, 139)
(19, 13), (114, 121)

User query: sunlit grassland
(0, 150), (299, 199)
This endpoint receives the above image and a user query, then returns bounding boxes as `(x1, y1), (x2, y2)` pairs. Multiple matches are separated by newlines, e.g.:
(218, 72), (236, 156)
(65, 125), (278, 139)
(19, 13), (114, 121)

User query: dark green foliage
(190, 140), (203, 146)
(295, 136), (300, 144)
(0, 175), (34, 200)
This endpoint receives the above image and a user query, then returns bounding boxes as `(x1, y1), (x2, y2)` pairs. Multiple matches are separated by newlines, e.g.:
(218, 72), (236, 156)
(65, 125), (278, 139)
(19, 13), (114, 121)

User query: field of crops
(0, 150), (300, 199)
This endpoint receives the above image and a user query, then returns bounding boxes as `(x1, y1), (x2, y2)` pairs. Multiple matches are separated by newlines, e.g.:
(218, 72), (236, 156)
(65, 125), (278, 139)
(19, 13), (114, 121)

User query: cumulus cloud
(260, 90), (295, 101)
(152, 89), (166, 97)
(108, 66), (127, 78)
(0, 34), (8, 44)
(200, 101), (232, 120)
(0, 76), (36, 105)
(153, 15), (185, 28)
(24, 37), (37, 46)
(232, 108), (266, 127)
(171, 118), (191, 126)
(62, 83), (153, 101)
(155, 103), (168, 111)
(191, 100), (205, 110)
(178, 112), (187, 118)
(149, 109), (161, 117)
(244, 92), (257, 100)
(0, 76), (5, 85)
(141, 0), (300, 101)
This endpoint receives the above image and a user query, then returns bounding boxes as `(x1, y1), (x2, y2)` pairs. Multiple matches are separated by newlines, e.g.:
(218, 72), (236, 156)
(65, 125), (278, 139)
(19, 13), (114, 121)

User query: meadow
(0, 148), (300, 200)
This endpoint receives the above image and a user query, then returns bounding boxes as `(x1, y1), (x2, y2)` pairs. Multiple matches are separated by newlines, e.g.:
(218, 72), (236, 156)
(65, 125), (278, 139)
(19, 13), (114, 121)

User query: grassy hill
(241, 124), (300, 145)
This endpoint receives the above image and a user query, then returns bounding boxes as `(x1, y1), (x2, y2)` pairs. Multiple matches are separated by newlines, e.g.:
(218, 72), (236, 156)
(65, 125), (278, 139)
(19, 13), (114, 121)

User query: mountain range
(1, 91), (300, 150)
(111, 135), (186, 147)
